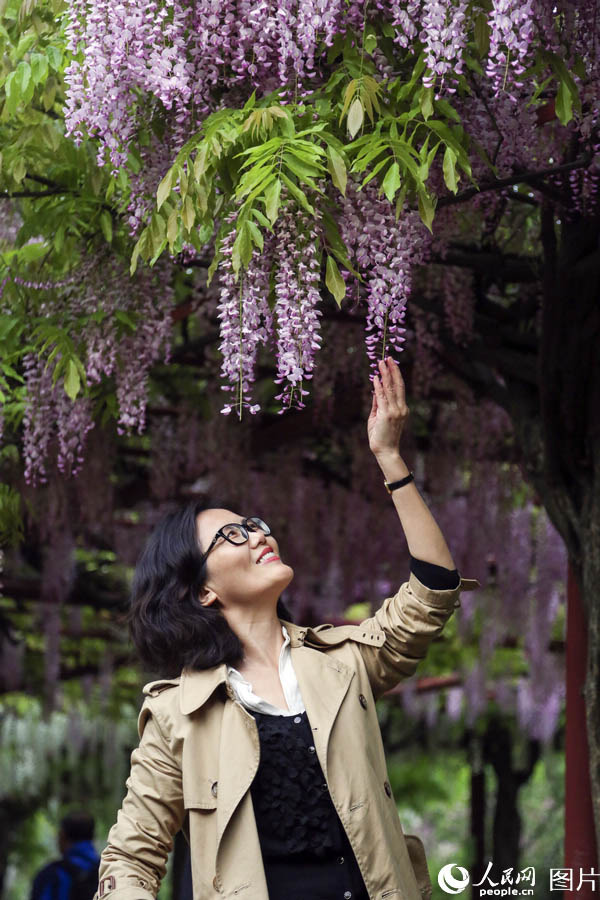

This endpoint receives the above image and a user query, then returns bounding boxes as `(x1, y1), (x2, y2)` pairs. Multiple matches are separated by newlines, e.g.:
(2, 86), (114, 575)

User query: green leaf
(442, 146), (458, 194)
(325, 255), (346, 306)
(433, 98), (461, 123)
(474, 12), (490, 57)
(4, 71), (18, 117)
(231, 221), (252, 276)
(347, 97), (364, 138)
(251, 208), (273, 230)
(339, 79), (358, 125)
(364, 32), (377, 55)
(30, 53), (49, 85)
(64, 359), (81, 400)
(242, 90), (257, 112)
(247, 219), (264, 252)
(182, 195), (196, 232)
(130, 230), (149, 275)
(395, 183), (408, 222)
(156, 168), (173, 210)
(194, 144), (209, 180)
(417, 188), (436, 233)
(114, 310), (137, 331)
(264, 178), (281, 225)
(13, 157), (26, 183)
(420, 86), (434, 121)
(46, 46), (62, 71)
(361, 154), (392, 187)
(100, 210), (113, 243)
(14, 61), (31, 95)
(555, 79), (572, 126)
(237, 164), (276, 200)
(381, 161), (401, 203)
(326, 145), (347, 196)
(283, 152), (323, 181)
(167, 208), (179, 245)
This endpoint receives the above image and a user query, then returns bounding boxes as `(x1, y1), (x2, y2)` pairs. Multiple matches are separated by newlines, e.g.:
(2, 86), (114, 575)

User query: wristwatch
(384, 472), (415, 494)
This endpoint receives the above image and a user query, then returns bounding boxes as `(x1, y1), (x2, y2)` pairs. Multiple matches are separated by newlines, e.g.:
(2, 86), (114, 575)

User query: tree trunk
(469, 733), (487, 900)
(482, 717), (541, 875)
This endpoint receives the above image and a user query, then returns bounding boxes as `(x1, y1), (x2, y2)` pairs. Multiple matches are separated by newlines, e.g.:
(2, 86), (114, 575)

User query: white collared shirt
(227, 624), (306, 717)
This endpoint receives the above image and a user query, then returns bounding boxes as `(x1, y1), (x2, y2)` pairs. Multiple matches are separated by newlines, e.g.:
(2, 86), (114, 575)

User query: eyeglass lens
(222, 518), (270, 544)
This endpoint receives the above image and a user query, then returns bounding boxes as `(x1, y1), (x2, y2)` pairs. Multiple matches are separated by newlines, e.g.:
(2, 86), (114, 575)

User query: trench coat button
(344, 892), (352, 899)
(321, 782), (328, 791)
(294, 715), (302, 723)
(308, 745), (316, 753)
(211, 781), (218, 797)
(337, 856), (345, 864)
(384, 780), (392, 797)
(359, 693), (367, 709)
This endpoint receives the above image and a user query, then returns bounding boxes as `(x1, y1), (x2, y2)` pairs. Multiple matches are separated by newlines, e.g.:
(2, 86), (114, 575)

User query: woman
(94, 358), (477, 900)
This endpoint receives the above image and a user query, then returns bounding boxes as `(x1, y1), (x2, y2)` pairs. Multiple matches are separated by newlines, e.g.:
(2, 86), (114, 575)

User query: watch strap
(384, 472), (415, 494)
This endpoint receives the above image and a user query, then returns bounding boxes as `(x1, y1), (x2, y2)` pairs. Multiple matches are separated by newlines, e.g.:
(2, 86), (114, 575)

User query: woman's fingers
(378, 358), (405, 410)
(373, 373), (388, 409)
(387, 358), (407, 409)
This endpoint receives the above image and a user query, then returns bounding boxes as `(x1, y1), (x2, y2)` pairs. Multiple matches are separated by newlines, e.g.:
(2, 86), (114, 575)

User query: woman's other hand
(367, 358), (409, 461)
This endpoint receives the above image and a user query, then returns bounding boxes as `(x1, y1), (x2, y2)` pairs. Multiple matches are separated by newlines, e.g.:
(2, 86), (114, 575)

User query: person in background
(30, 811), (100, 900)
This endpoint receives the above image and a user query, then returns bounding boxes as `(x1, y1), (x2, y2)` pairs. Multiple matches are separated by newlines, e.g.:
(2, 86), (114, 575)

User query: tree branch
(438, 154), (592, 208)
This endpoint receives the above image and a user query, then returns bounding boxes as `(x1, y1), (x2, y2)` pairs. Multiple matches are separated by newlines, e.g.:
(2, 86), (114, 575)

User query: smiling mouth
(256, 551), (280, 565)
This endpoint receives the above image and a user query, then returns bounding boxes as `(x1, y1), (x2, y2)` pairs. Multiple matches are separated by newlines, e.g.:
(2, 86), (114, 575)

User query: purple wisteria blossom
(339, 181), (427, 377)
(273, 204), (323, 411)
(216, 219), (274, 417)
(486, 0), (536, 95)
(420, 0), (468, 91)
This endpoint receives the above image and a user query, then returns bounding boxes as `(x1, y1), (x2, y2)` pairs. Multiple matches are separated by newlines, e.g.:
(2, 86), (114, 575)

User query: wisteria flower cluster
(217, 215), (274, 417)
(486, 0), (536, 95)
(273, 205), (323, 411)
(215, 198), (323, 416)
(22, 353), (94, 484)
(20, 253), (174, 483)
(63, 0), (562, 171)
(339, 180), (426, 377)
(420, 0), (468, 92)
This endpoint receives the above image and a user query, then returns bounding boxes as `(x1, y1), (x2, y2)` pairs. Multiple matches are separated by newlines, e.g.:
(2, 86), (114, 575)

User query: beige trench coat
(94, 571), (478, 900)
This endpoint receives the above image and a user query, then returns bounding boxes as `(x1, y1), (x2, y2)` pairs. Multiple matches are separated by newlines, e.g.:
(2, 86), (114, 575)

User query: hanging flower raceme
(420, 0), (468, 91)
(339, 181), (427, 377)
(273, 204), (323, 411)
(215, 199), (324, 417)
(486, 0), (536, 95)
(217, 217), (274, 417)
(388, 0), (421, 49)
(22, 354), (95, 485)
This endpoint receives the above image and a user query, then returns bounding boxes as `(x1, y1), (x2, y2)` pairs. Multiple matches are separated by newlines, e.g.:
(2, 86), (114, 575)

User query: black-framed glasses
(199, 516), (271, 566)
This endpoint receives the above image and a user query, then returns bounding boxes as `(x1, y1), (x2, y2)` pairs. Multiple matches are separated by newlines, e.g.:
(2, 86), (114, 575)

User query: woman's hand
(367, 358), (409, 461)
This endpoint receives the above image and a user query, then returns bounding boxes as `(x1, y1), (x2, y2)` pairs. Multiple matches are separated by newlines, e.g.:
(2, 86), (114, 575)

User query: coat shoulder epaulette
(142, 676), (181, 698)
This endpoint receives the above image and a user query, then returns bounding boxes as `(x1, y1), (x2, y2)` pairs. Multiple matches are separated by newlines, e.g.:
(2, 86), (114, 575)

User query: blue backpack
(60, 859), (99, 900)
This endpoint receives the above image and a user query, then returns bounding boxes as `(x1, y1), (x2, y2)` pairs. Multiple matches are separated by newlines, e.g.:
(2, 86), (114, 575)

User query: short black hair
(128, 500), (293, 677)
(60, 811), (95, 842)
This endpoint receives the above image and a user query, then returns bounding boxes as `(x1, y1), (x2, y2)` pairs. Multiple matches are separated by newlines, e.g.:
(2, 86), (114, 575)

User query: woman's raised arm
(367, 357), (456, 570)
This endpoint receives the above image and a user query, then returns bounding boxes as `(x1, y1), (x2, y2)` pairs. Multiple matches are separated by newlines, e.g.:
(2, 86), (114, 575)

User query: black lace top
(249, 709), (369, 900)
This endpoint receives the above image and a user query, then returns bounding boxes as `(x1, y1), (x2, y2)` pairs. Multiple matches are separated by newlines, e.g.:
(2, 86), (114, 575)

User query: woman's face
(195, 508), (294, 609)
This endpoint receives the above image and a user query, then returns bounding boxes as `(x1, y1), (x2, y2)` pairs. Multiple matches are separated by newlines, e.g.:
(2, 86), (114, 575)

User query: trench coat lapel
(216, 693), (261, 850)
(288, 643), (355, 779)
